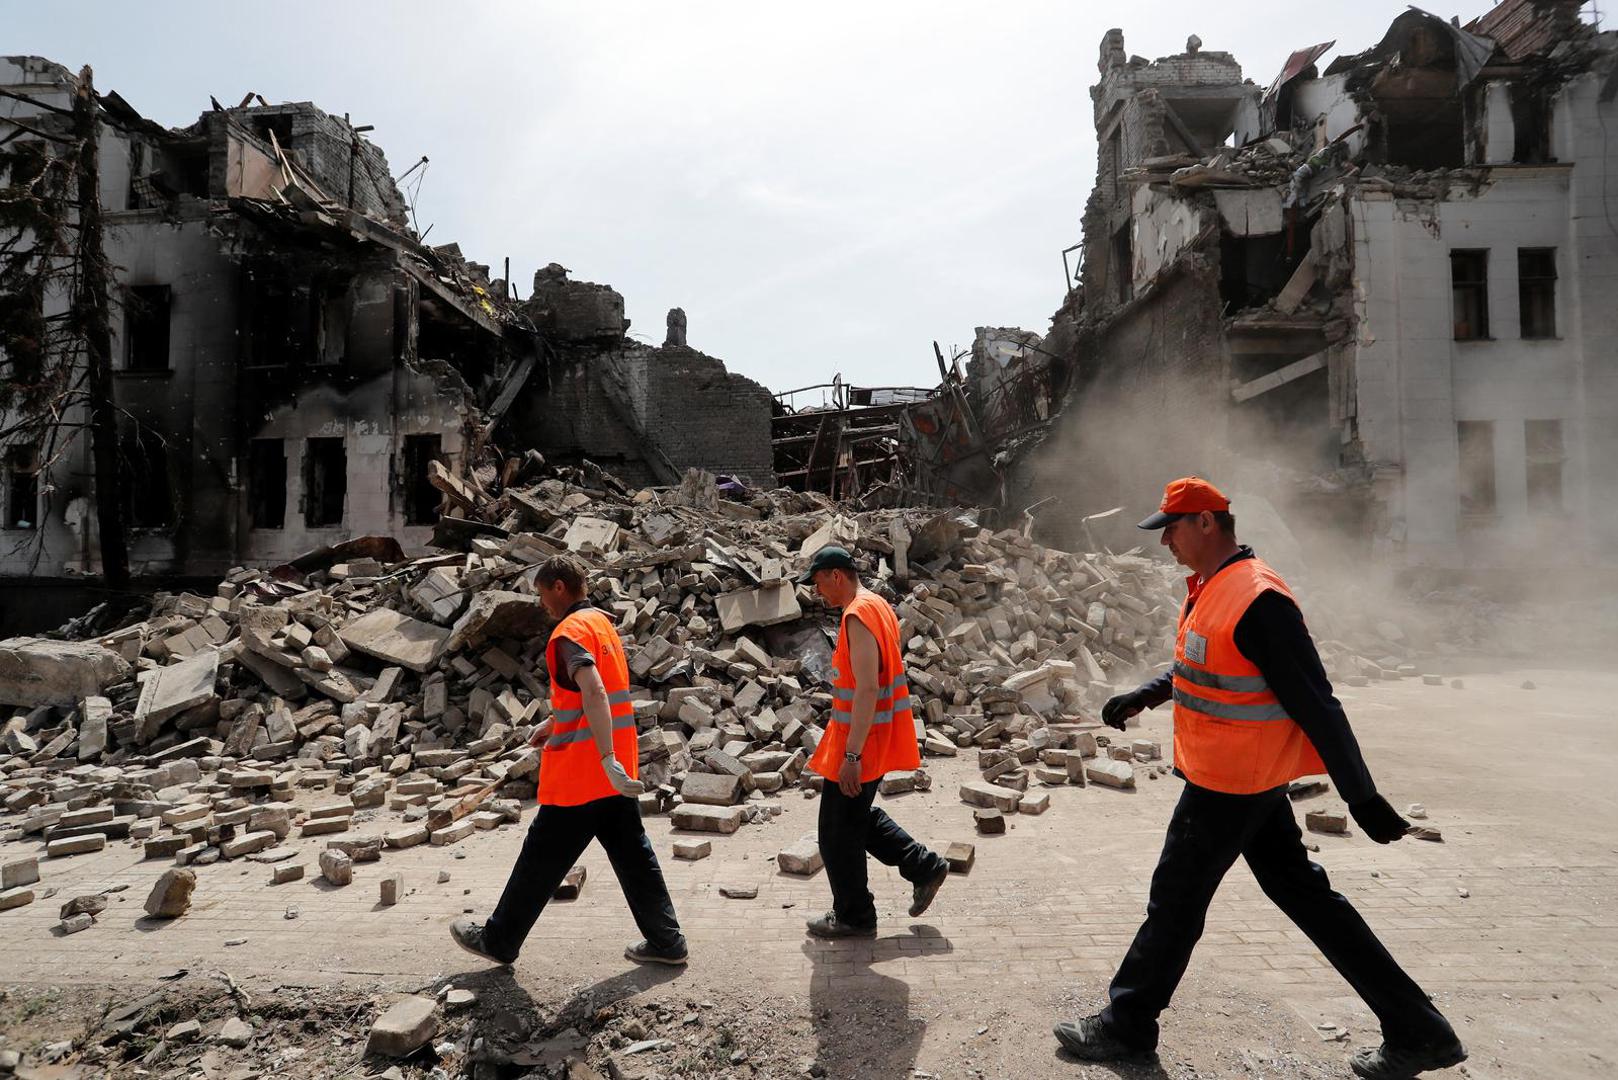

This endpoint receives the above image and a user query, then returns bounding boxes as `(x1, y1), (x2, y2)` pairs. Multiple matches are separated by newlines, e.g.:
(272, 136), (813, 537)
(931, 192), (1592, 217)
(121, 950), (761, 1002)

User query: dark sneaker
(625, 938), (689, 966)
(909, 863), (949, 918)
(1350, 1037), (1467, 1079)
(450, 918), (516, 965)
(1053, 1014), (1156, 1062)
(805, 912), (877, 939)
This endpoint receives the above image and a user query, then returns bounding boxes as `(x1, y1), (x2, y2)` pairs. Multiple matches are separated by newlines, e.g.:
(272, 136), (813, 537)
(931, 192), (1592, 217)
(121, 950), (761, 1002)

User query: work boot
(1053, 1014), (1156, 1062)
(449, 918), (516, 965)
(625, 938), (689, 966)
(1349, 1037), (1467, 1079)
(805, 911), (877, 939)
(908, 862), (949, 918)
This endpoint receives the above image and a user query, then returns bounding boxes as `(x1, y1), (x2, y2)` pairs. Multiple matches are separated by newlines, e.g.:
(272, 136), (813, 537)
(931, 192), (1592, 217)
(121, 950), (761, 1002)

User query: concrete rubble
(0, 454), (1440, 942)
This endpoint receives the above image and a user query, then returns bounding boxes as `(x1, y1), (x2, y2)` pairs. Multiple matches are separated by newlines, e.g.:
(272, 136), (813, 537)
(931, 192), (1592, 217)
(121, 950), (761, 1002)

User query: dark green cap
(798, 544), (857, 584)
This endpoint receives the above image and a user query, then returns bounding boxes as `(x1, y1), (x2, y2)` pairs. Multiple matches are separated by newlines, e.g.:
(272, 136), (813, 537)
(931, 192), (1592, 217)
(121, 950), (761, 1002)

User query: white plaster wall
(242, 369), (466, 564)
(1289, 75), (1366, 157)
(1351, 151), (1608, 569)
(1131, 185), (1207, 285)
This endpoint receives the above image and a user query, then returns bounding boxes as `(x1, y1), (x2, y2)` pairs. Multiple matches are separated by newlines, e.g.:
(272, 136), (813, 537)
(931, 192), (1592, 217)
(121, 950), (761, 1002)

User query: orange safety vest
(1171, 557), (1326, 794)
(536, 607), (639, 806)
(810, 589), (921, 783)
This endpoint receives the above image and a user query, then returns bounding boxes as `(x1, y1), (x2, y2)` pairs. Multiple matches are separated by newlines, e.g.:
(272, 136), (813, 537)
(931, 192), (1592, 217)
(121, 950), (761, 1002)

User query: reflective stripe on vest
(537, 608), (640, 806)
(1170, 556), (1326, 795)
(808, 590), (922, 783)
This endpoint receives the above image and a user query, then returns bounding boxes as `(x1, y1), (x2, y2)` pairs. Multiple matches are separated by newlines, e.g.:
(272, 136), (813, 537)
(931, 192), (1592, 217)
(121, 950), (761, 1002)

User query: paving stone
(59, 894), (108, 919)
(319, 849), (353, 885)
(0, 886), (35, 911)
(271, 863), (306, 885)
(944, 841), (975, 873)
(46, 834), (106, 857)
(59, 912), (94, 934)
(300, 816), (352, 837)
(553, 865), (586, 899)
(1, 855), (39, 890)
(672, 840), (711, 861)
(974, 809), (1006, 835)
(328, 837), (383, 863)
(679, 772), (742, 806)
(1305, 809), (1348, 834)
(719, 883), (758, 900)
(365, 995), (439, 1058)
(777, 838), (823, 876)
(380, 873), (404, 906)
(1018, 791), (1051, 815)
(385, 825), (429, 849)
(1085, 759), (1136, 790)
(144, 868), (196, 918)
(429, 819), (475, 846)
(671, 804), (745, 834)
(220, 831), (278, 858)
(959, 780), (1021, 813)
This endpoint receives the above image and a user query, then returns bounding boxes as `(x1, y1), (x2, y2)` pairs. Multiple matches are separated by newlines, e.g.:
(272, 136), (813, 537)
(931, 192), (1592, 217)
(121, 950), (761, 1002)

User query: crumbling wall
(1010, 259), (1231, 549)
(513, 342), (775, 490)
(242, 369), (468, 563)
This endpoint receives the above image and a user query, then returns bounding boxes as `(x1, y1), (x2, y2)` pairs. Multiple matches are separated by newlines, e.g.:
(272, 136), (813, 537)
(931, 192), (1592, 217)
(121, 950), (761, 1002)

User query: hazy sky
(10, 1), (1438, 399)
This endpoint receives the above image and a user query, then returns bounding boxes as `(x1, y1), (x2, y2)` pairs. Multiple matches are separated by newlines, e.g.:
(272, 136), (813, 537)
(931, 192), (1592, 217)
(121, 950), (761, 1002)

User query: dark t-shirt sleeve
(1233, 590), (1377, 804)
(550, 637), (596, 694)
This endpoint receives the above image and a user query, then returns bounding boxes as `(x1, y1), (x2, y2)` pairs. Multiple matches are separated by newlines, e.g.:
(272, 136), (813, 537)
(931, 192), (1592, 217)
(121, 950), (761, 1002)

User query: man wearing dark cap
(1054, 478), (1465, 1080)
(800, 544), (951, 938)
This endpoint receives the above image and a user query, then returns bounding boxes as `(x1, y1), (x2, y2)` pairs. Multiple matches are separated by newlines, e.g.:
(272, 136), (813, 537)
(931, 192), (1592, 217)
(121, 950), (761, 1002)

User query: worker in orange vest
(1054, 478), (1464, 1080)
(452, 555), (687, 967)
(801, 544), (950, 938)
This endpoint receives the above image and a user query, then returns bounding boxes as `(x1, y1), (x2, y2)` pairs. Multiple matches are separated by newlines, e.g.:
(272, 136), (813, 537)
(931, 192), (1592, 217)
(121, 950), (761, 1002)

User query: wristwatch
(843, 751), (862, 763)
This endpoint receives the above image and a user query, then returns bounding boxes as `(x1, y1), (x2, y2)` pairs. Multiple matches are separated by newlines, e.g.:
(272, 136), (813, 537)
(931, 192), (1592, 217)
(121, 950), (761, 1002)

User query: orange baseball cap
(1137, 476), (1230, 529)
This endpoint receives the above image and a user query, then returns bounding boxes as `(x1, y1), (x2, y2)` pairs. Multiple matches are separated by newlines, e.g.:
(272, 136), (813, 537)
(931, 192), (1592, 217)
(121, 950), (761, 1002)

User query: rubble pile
(0, 455), (1449, 911)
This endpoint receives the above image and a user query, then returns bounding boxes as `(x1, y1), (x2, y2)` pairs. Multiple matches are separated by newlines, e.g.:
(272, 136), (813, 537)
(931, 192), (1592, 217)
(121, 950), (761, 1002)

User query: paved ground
(3, 661), (1615, 1078)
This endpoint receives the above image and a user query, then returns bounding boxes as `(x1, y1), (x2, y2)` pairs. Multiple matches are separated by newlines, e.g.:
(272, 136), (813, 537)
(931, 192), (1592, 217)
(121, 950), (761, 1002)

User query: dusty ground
(2, 660), (1614, 1078)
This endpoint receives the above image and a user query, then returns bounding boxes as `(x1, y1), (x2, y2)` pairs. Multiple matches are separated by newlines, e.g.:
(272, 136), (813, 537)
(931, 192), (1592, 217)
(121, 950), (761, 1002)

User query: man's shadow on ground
(801, 924), (951, 1080)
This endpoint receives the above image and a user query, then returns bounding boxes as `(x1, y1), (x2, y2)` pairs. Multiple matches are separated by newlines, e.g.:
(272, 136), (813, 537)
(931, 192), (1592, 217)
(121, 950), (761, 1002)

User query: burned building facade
(1009, 1), (1618, 574)
(0, 58), (773, 598)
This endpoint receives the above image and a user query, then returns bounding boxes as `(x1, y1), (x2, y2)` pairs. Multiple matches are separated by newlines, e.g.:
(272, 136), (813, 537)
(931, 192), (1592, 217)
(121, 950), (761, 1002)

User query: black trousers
(1102, 781), (1456, 1051)
(483, 794), (683, 958)
(819, 777), (946, 928)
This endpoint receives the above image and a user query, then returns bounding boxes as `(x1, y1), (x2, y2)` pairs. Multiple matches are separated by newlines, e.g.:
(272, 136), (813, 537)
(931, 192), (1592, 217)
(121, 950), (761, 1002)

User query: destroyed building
(955, 1), (1618, 573)
(0, 58), (773, 621)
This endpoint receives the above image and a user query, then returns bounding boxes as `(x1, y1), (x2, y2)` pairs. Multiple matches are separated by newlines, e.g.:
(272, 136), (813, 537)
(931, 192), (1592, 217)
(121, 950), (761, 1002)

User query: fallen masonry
(0, 455), (1443, 951)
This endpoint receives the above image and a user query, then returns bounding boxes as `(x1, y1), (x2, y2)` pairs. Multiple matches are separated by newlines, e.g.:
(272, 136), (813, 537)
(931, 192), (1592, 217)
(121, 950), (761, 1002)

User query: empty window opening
(303, 437), (346, 528)
(402, 434), (444, 525)
(1108, 127), (1124, 204)
(0, 287), (44, 384)
(120, 430), (173, 529)
(243, 275), (315, 368)
(1457, 420), (1496, 516)
(4, 445), (39, 530)
(248, 438), (287, 529)
(1112, 224), (1134, 305)
(1220, 232), (1307, 311)
(1509, 83), (1553, 164)
(1518, 248), (1556, 339)
(125, 285), (172, 371)
(1525, 419), (1565, 514)
(1450, 251), (1489, 341)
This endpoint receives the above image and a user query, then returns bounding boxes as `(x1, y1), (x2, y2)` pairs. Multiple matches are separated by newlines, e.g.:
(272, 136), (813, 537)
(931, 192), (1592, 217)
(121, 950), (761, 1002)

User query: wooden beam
(1231, 351), (1328, 403)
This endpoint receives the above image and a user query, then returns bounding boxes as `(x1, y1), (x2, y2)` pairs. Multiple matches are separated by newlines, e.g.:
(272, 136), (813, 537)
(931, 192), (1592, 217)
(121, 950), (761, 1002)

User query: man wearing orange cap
(1054, 478), (1465, 1080)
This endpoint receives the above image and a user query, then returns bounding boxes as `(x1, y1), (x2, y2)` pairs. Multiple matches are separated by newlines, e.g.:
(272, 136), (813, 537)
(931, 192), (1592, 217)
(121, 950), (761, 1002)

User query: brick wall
(512, 344), (775, 489)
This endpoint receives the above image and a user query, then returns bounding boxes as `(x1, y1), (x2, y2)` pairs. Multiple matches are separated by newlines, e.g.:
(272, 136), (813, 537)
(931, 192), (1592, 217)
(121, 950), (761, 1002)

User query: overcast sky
(11, 1), (1444, 399)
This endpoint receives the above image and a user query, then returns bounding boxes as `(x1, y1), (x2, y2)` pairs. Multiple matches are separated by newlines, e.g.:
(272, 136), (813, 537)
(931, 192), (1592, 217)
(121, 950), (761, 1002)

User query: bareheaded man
(452, 554), (688, 967)
(801, 544), (950, 938)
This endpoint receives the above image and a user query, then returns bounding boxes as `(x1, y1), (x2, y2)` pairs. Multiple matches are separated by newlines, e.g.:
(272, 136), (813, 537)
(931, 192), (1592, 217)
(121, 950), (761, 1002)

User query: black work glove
(1350, 795), (1410, 844)
(1102, 689), (1148, 731)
